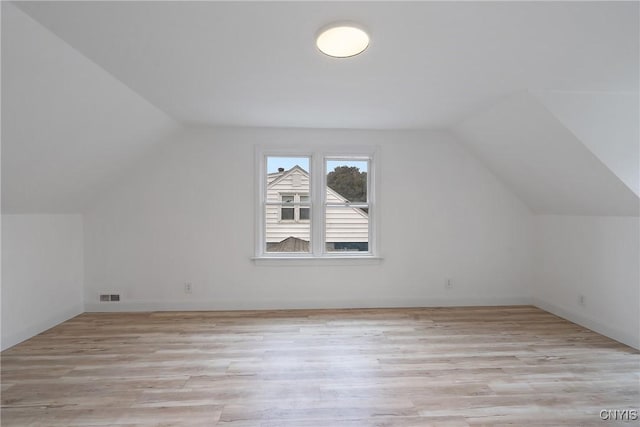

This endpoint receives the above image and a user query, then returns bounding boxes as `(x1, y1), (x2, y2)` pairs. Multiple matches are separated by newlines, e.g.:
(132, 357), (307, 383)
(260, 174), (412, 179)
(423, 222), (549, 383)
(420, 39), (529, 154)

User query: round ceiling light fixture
(316, 23), (369, 58)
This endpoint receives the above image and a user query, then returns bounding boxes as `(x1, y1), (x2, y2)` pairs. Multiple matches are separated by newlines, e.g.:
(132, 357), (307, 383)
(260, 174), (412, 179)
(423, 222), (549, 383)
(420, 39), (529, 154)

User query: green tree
(327, 166), (367, 202)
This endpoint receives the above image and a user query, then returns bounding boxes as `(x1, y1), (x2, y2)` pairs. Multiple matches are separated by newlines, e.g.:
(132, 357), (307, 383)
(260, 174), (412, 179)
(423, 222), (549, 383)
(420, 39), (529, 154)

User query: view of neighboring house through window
(265, 157), (311, 253)
(262, 155), (372, 255)
(325, 159), (369, 252)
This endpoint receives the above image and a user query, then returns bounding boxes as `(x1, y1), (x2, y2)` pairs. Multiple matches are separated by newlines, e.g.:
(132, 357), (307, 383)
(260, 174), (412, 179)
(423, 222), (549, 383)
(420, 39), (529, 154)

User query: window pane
(299, 195), (310, 220)
(266, 206), (311, 253)
(325, 205), (369, 252)
(281, 207), (294, 220)
(265, 156), (312, 253)
(326, 160), (368, 203)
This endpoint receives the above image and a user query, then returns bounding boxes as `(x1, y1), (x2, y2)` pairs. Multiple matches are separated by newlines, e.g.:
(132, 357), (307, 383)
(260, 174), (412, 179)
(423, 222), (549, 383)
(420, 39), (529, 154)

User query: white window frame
(255, 146), (379, 260)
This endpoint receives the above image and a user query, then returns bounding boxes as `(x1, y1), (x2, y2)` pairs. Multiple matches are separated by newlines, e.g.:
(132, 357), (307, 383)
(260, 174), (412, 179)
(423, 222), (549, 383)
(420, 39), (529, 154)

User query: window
(280, 194), (295, 220)
(279, 193), (309, 222)
(257, 150), (377, 258)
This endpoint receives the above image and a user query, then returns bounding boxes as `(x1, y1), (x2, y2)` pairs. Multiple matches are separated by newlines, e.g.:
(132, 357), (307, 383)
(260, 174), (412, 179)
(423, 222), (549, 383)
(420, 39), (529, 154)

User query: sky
(267, 157), (368, 173)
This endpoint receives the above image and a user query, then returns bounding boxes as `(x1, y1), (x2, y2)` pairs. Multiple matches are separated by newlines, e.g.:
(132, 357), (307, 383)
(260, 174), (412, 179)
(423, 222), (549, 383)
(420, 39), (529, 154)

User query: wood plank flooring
(1, 306), (638, 426)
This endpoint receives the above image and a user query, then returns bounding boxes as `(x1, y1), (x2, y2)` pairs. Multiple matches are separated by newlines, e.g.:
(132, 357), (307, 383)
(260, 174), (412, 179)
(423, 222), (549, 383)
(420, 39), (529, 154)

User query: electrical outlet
(184, 282), (192, 294)
(445, 278), (453, 289)
(579, 295), (585, 306)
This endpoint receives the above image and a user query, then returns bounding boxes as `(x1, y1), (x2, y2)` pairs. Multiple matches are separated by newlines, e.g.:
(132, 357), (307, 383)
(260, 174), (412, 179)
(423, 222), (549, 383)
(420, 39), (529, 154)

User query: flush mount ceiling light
(316, 23), (369, 58)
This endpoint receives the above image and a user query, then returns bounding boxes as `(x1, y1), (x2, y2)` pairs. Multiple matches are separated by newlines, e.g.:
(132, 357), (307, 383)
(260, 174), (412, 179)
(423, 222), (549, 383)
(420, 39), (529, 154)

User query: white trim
(252, 256), (383, 266)
(312, 152), (323, 255)
(85, 296), (532, 313)
(533, 298), (640, 350)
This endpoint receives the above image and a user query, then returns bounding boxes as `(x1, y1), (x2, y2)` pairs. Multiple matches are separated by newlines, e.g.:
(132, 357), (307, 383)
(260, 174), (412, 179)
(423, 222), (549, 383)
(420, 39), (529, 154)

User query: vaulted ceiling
(3, 1), (638, 215)
(2, 2), (180, 212)
(453, 92), (638, 216)
(14, 1), (637, 129)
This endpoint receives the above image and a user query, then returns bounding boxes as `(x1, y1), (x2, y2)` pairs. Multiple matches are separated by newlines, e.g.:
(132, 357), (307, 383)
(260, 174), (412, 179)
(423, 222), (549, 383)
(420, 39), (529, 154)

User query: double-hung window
(257, 149), (377, 258)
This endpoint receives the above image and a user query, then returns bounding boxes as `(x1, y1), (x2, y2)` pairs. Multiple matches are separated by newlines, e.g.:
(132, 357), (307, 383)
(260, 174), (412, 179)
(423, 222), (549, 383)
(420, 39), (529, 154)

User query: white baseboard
(533, 298), (639, 350)
(85, 295), (532, 313)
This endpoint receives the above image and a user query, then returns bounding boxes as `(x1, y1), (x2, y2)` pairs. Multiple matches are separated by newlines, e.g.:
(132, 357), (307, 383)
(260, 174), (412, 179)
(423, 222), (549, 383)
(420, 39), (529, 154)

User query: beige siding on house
(326, 188), (368, 242)
(265, 167), (368, 244)
(266, 168), (311, 243)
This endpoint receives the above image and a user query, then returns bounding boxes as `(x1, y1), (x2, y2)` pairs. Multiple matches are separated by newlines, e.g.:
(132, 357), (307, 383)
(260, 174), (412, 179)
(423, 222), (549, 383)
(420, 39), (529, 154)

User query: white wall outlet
(445, 278), (453, 289)
(578, 295), (585, 306)
(184, 282), (192, 294)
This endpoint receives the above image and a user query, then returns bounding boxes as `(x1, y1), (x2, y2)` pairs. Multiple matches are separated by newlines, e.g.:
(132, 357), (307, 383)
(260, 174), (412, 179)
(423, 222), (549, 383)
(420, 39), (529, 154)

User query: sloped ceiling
(3, 1), (638, 216)
(1, 2), (181, 213)
(453, 93), (639, 216)
(534, 90), (639, 196)
(14, 1), (638, 129)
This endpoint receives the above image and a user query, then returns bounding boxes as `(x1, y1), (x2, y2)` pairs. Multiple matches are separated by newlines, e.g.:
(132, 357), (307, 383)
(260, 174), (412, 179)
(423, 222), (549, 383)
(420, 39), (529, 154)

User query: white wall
(84, 127), (533, 311)
(1, 215), (84, 350)
(533, 215), (640, 349)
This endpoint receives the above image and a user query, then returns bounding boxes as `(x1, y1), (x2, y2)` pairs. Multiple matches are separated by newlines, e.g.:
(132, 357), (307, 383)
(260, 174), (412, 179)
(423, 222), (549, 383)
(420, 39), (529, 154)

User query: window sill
(252, 255), (383, 266)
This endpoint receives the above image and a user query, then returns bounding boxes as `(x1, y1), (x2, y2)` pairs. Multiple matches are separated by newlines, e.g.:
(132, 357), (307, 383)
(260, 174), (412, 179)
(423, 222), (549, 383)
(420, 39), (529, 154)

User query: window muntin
(259, 152), (375, 258)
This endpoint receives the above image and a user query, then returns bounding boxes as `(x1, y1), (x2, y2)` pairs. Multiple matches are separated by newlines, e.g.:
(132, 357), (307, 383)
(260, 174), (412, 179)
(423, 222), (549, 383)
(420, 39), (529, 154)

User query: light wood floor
(1, 306), (638, 426)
